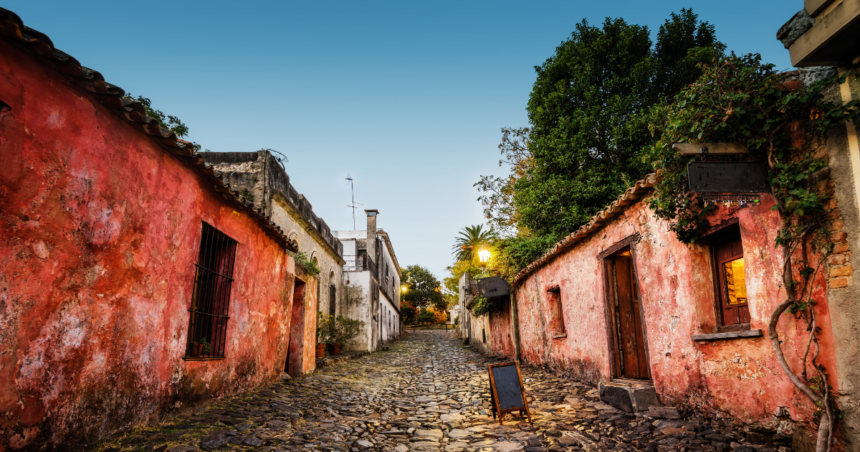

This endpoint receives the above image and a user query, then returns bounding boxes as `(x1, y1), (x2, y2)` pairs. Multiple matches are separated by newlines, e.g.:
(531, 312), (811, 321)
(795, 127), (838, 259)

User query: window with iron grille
(185, 222), (238, 359)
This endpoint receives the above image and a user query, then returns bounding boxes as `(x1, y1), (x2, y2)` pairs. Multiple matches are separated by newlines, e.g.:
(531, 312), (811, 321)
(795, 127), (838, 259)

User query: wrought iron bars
(185, 222), (238, 359)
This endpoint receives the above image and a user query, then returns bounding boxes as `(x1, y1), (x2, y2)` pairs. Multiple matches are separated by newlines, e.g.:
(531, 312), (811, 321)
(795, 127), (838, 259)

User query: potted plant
(200, 337), (212, 357)
(316, 312), (332, 358)
(329, 315), (362, 356)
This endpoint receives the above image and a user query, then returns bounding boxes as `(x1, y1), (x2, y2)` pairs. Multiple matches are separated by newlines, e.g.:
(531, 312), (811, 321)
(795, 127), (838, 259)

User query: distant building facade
(334, 211), (401, 351)
(201, 151), (346, 373)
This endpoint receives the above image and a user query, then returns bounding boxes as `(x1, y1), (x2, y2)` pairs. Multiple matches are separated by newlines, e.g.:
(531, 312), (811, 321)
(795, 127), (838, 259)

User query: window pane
(723, 258), (747, 305)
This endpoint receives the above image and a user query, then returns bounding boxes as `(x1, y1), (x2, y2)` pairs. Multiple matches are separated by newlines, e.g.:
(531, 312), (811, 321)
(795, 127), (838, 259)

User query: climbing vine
(646, 54), (859, 451)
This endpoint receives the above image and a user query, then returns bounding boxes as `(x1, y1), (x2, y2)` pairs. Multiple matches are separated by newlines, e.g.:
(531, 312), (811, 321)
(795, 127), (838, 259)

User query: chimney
(365, 209), (379, 264)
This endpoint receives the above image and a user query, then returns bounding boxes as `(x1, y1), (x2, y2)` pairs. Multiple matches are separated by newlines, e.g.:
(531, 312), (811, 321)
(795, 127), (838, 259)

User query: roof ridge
(512, 173), (658, 285)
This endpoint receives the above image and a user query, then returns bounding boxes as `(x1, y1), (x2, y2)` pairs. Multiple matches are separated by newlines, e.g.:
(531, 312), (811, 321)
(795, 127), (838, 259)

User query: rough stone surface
(92, 331), (778, 451)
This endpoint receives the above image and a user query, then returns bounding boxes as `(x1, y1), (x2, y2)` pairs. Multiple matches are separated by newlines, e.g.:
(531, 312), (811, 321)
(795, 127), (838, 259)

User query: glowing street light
(478, 249), (491, 264)
(402, 286), (408, 293)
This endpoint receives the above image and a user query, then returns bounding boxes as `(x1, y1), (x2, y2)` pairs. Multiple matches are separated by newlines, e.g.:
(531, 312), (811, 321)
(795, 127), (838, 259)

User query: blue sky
(6, 1), (799, 282)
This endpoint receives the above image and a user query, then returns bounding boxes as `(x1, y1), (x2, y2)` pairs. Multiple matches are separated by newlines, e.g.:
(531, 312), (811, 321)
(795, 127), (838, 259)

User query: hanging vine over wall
(645, 54), (859, 451)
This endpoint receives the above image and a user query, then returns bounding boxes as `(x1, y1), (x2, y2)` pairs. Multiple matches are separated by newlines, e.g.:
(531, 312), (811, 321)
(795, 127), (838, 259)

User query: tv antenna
(345, 173), (362, 230)
(260, 148), (288, 169)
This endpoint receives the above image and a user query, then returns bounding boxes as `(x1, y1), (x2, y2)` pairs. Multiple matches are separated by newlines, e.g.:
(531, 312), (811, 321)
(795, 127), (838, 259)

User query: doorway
(286, 279), (306, 376)
(604, 248), (650, 380)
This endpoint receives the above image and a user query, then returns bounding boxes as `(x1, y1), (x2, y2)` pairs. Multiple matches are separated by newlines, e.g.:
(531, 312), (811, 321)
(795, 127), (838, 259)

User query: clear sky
(6, 1), (799, 282)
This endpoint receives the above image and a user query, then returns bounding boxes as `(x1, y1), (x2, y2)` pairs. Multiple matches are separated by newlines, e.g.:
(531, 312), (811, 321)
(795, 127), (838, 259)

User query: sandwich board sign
(487, 361), (532, 425)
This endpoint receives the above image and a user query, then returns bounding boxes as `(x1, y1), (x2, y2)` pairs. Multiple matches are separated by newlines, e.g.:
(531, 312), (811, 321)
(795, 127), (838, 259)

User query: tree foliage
(515, 10), (723, 238)
(401, 265), (445, 311)
(475, 127), (533, 236)
(451, 225), (496, 262)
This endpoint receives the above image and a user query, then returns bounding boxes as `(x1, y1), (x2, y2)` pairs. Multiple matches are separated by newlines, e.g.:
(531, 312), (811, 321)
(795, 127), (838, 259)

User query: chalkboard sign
(487, 361), (532, 424)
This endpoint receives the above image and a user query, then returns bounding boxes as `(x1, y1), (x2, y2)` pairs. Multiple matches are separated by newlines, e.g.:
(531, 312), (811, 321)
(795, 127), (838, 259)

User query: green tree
(516, 10), (723, 238)
(452, 225), (496, 262)
(401, 265), (445, 311)
(474, 127), (533, 236)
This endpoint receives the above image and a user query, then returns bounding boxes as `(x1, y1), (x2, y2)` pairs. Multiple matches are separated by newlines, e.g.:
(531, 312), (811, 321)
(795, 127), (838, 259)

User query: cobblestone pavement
(96, 331), (784, 452)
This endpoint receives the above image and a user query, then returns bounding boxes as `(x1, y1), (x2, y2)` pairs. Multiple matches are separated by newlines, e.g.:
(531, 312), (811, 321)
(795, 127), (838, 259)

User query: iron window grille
(185, 222), (238, 359)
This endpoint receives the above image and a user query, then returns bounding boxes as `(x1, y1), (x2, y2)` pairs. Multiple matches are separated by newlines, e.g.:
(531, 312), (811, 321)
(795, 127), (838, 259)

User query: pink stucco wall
(510, 195), (838, 429)
(0, 38), (312, 450)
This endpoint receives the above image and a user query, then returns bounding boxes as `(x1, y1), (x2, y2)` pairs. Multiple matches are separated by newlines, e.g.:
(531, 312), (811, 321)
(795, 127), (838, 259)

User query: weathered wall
(510, 195), (840, 431)
(199, 152), (344, 320)
(822, 71), (860, 449)
(489, 301), (514, 359)
(341, 273), (373, 351)
(0, 38), (299, 449)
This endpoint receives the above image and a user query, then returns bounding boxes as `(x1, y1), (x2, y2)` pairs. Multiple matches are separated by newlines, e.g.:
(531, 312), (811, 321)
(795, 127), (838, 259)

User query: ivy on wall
(646, 54), (859, 451)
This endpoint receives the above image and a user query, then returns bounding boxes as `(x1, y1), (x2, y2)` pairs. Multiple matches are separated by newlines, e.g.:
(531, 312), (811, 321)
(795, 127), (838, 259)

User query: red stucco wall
(509, 195), (838, 430)
(0, 38), (307, 450)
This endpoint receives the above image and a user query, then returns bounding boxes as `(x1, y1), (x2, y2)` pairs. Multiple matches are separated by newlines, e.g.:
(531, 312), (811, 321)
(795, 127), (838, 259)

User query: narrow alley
(95, 331), (771, 452)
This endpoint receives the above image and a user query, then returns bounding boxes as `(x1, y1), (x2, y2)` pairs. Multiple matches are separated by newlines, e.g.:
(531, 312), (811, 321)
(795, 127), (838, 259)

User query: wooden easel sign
(487, 361), (532, 425)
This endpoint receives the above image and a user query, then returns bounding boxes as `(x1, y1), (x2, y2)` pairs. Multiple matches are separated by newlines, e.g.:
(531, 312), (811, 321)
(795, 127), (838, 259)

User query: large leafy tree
(452, 225), (496, 262)
(515, 10), (723, 238)
(401, 265), (445, 311)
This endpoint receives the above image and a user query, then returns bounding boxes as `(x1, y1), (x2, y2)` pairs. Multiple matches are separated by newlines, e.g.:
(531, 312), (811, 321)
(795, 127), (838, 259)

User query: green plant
(416, 308), (435, 324)
(198, 337), (212, 355)
(240, 189), (255, 202)
(453, 316), (459, 326)
(292, 251), (320, 276)
(316, 311), (333, 344)
(646, 54), (859, 451)
(470, 295), (503, 317)
(330, 316), (362, 344)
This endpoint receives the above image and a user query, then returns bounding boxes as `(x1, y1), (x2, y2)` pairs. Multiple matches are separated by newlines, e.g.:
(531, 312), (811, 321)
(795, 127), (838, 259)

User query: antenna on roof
(345, 173), (362, 230)
(260, 148), (288, 169)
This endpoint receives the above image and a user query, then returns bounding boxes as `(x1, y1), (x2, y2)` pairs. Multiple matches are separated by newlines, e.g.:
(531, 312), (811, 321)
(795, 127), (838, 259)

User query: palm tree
(452, 225), (496, 262)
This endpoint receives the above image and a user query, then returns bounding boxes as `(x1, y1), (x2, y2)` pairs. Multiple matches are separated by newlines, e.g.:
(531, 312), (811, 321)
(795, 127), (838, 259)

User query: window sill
(182, 357), (226, 362)
(553, 333), (567, 339)
(692, 329), (763, 342)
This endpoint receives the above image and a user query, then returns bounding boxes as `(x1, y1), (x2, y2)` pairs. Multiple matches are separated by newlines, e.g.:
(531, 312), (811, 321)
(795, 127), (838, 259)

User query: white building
(333, 210), (401, 351)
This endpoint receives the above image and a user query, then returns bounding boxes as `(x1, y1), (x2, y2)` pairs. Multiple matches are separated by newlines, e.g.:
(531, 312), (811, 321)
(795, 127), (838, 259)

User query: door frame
(599, 234), (652, 380)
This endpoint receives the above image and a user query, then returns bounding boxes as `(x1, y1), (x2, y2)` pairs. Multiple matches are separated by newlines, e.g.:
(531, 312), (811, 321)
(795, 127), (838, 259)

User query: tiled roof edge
(0, 8), (297, 253)
(512, 173), (658, 286)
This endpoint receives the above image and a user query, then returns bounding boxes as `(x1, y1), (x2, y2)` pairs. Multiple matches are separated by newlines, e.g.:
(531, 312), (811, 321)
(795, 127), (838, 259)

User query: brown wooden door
(610, 252), (649, 380)
(714, 233), (750, 325)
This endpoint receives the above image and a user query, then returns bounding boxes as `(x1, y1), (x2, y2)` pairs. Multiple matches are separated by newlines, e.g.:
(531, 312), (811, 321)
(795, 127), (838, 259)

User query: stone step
(598, 380), (660, 413)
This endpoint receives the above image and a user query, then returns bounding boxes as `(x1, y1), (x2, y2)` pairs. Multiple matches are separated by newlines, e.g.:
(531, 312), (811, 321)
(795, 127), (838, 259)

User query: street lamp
(402, 286), (408, 293)
(478, 249), (491, 264)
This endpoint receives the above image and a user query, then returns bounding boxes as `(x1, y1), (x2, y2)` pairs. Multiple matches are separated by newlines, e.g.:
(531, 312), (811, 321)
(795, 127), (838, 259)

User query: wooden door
(713, 232), (750, 326)
(286, 280), (305, 375)
(609, 251), (649, 380)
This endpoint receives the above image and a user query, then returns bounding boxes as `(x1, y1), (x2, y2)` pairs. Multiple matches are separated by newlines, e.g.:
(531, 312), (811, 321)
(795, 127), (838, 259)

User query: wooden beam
(672, 143), (749, 155)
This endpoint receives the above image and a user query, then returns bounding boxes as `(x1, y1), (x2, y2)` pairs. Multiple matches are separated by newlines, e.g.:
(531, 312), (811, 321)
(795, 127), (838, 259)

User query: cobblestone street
(96, 331), (778, 452)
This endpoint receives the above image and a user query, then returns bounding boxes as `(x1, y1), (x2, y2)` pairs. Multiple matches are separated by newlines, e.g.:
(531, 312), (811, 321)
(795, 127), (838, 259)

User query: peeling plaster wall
(199, 152), (344, 321)
(0, 39), (298, 450)
(509, 196), (840, 431)
(341, 274), (373, 351)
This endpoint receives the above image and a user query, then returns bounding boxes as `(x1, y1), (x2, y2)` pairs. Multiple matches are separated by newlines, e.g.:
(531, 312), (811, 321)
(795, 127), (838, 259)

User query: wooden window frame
(704, 221), (752, 332)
